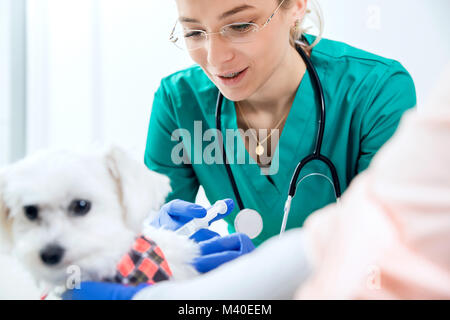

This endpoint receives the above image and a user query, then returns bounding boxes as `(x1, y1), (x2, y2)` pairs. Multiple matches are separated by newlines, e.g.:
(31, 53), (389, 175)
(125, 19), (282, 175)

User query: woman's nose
(206, 34), (235, 67)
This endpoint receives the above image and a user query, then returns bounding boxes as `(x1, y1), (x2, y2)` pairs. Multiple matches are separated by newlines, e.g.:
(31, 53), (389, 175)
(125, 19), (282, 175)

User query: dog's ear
(0, 170), (13, 252)
(104, 145), (172, 231)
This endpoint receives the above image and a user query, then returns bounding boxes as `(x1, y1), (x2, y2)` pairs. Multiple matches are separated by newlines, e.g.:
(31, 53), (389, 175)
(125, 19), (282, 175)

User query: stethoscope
(215, 40), (342, 239)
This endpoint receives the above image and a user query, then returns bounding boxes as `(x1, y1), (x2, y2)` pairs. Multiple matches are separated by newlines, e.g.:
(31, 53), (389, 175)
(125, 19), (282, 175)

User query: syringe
(175, 199), (232, 238)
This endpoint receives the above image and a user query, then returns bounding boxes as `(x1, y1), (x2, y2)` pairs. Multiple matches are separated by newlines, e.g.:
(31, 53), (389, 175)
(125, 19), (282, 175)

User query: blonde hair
(279, 0), (324, 49)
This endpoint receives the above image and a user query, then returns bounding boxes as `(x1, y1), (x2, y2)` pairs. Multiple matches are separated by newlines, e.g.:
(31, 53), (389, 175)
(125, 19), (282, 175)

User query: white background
(0, 0), (449, 299)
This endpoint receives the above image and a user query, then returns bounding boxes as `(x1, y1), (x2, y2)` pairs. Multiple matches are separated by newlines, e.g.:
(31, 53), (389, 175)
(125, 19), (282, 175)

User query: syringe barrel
(175, 222), (200, 237)
(175, 200), (229, 238)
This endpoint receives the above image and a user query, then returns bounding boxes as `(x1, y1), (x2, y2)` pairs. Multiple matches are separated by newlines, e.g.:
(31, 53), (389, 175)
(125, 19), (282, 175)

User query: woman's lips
(215, 67), (249, 87)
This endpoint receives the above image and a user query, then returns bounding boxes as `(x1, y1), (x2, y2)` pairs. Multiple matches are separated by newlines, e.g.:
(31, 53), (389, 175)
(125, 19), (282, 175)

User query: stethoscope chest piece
(234, 209), (263, 239)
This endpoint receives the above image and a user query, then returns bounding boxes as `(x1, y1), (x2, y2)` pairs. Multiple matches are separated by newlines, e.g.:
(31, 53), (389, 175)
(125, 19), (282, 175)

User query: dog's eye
(24, 205), (39, 221)
(69, 199), (91, 216)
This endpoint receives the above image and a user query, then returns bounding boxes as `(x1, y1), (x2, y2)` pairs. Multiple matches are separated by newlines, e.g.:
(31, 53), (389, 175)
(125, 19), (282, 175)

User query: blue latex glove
(150, 199), (234, 242)
(192, 233), (255, 273)
(62, 282), (149, 300)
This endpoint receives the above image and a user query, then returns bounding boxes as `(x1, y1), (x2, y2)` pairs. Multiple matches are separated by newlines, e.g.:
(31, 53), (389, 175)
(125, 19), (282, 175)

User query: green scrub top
(144, 35), (416, 246)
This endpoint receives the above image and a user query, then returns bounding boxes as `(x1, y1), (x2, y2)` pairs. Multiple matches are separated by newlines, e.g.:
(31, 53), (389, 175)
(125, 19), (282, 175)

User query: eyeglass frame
(169, 0), (286, 51)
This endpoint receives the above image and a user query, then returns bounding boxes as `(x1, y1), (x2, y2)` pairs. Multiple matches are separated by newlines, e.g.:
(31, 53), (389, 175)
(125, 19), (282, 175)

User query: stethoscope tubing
(215, 91), (245, 210)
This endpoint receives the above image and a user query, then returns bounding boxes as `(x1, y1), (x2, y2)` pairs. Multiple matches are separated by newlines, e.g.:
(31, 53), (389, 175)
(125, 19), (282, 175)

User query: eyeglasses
(169, 0), (286, 51)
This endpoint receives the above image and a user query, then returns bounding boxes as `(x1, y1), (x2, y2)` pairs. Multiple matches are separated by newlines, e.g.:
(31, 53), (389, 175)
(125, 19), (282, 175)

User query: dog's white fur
(0, 145), (199, 287)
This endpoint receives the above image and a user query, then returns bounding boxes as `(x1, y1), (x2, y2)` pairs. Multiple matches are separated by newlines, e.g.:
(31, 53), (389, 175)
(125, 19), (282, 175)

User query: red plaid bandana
(112, 235), (172, 286)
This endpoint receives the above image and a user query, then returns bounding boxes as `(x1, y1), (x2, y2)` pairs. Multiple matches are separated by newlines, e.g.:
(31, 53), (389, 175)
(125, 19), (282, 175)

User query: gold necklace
(236, 101), (289, 156)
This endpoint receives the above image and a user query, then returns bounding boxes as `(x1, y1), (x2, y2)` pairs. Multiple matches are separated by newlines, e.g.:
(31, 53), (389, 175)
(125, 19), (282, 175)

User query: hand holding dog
(192, 233), (255, 273)
(62, 282), (149, 300)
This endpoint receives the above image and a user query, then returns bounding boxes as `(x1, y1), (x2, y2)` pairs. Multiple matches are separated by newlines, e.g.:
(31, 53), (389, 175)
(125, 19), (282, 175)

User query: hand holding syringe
(176, 199), (234, 238)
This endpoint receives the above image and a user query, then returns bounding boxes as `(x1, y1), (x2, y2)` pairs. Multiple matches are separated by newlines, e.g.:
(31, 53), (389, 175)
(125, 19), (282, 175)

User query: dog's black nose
(40, 245), (65, 266)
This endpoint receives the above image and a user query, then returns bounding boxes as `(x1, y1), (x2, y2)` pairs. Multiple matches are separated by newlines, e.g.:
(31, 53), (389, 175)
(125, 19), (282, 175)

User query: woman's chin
(217, 86), (254, 103)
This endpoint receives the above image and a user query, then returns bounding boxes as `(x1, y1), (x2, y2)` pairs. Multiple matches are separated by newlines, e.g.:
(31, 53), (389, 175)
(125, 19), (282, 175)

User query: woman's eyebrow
(179, 4), (256, 24)
(179, 16), (200, 23)
(218, 4), (255, 20)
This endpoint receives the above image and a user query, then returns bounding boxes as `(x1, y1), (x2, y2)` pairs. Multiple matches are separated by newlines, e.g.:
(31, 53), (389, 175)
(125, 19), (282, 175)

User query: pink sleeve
(295, 65), (450, 299)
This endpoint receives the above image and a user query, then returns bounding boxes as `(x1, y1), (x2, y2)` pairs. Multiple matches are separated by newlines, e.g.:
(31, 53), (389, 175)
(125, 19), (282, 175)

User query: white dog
(0, 146), (199, 294)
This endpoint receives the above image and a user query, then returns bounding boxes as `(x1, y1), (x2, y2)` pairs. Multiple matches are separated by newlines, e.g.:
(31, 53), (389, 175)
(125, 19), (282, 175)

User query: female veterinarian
(64, 0), (416, 299)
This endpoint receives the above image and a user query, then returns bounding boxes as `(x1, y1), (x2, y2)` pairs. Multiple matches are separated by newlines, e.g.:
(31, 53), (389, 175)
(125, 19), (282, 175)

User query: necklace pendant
(255, 144), (265, 156)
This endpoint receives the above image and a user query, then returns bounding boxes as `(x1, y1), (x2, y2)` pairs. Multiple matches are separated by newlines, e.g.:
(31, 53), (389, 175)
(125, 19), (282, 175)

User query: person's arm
(357, 61), (417, 173)
(144, 80), (200, 203)
(133, 229), (312, 300)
